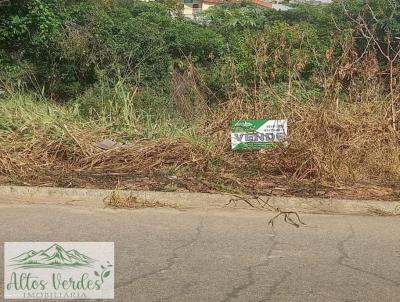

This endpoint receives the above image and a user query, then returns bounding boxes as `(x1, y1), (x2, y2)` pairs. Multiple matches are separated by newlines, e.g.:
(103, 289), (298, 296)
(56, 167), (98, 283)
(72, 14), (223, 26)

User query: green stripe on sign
(231, 120), (267, 132)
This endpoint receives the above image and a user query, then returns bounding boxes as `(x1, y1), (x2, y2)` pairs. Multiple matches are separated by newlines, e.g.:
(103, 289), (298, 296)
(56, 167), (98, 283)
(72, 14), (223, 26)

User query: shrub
(165, 20), (224, 64)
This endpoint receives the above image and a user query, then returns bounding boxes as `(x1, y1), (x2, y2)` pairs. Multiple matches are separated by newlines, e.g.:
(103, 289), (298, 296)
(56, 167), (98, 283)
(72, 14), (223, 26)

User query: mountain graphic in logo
(11, 243), (95, 269)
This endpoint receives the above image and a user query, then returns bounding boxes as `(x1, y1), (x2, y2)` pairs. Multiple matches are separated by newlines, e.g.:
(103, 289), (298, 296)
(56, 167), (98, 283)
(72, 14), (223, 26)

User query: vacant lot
(1, 0), (399, 199)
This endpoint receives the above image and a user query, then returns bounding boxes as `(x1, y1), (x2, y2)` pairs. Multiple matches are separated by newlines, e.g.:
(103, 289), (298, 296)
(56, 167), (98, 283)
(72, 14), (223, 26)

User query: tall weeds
(1, 73), (399, 195)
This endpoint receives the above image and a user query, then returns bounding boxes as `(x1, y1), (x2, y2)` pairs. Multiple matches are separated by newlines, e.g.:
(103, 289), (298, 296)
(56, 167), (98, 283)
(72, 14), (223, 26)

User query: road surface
(0, 203), (399, 301)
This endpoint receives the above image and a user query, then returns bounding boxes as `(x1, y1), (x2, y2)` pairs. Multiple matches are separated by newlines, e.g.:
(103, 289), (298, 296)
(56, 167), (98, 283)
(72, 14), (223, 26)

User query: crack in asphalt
(260, 270), (291, 302)
(337, 224), (355, 265)
(222, 234), (281, 302)
(115, 217), (205, 289)
(337, 224), (400, 287)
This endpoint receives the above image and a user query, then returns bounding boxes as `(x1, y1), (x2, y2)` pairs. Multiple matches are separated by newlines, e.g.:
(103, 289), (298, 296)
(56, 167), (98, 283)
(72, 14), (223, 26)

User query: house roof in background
(202, 0), (273, 8)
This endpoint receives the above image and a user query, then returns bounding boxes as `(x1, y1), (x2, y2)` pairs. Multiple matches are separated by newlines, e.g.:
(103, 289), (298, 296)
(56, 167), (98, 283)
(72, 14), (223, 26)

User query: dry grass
(202, 96), (400, 184)
(263, 100), (400, 183)
(103, 190), (172, 209)
(0, 83), (399, 199)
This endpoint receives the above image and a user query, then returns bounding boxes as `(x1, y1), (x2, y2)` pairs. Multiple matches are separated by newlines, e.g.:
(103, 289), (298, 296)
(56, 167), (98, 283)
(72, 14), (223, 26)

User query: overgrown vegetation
(0, 0), (399, 199)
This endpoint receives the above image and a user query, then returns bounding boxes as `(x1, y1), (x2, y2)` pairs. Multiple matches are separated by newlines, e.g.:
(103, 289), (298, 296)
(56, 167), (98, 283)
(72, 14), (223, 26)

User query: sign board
(231, 119), (287, 150)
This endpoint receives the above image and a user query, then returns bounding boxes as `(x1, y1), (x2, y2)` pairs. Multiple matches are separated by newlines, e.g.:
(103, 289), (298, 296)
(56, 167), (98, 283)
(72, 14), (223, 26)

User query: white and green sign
(4, 242), (114, 299)
(231, 119), (287, 150)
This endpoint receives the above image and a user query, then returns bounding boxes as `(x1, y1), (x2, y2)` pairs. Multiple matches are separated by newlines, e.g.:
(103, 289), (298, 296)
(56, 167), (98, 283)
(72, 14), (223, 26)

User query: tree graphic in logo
(11, 243), (95, 269)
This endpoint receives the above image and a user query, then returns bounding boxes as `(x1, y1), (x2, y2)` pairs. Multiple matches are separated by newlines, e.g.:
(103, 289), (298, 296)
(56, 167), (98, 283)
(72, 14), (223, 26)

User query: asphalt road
(0, 203), (400, 301)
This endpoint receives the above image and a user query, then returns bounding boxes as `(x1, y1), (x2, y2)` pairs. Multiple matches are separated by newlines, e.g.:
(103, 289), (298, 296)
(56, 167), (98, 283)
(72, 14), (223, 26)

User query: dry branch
(227, 194), (306, 228)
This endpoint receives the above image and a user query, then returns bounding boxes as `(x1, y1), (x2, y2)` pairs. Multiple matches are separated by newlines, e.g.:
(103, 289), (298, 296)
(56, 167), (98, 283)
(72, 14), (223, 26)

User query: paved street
(0, 203), (400, 301)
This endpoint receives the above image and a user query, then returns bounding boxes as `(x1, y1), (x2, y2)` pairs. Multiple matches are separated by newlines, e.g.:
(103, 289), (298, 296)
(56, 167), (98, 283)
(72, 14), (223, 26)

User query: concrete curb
(0, 185), (399, 216)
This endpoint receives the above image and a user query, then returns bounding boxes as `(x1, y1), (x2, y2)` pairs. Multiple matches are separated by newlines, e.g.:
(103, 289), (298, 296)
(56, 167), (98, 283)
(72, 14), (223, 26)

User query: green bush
(1, 0), (399, 102)
(165, 20), (224, 63)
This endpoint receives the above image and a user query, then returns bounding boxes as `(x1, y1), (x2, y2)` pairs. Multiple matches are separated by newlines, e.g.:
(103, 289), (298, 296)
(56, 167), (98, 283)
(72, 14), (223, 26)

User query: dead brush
(1, 71), (399, 198)
(0, 137), (79, 177)
(77, 138), (209, 175)
(202, 95), (400, 186)
(103, 190), (170, 209)
(274, 100), (400, 184)
(171, 61), (212, 119)
(0, 124), (93, 178)
(2, 96), (399, 195)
